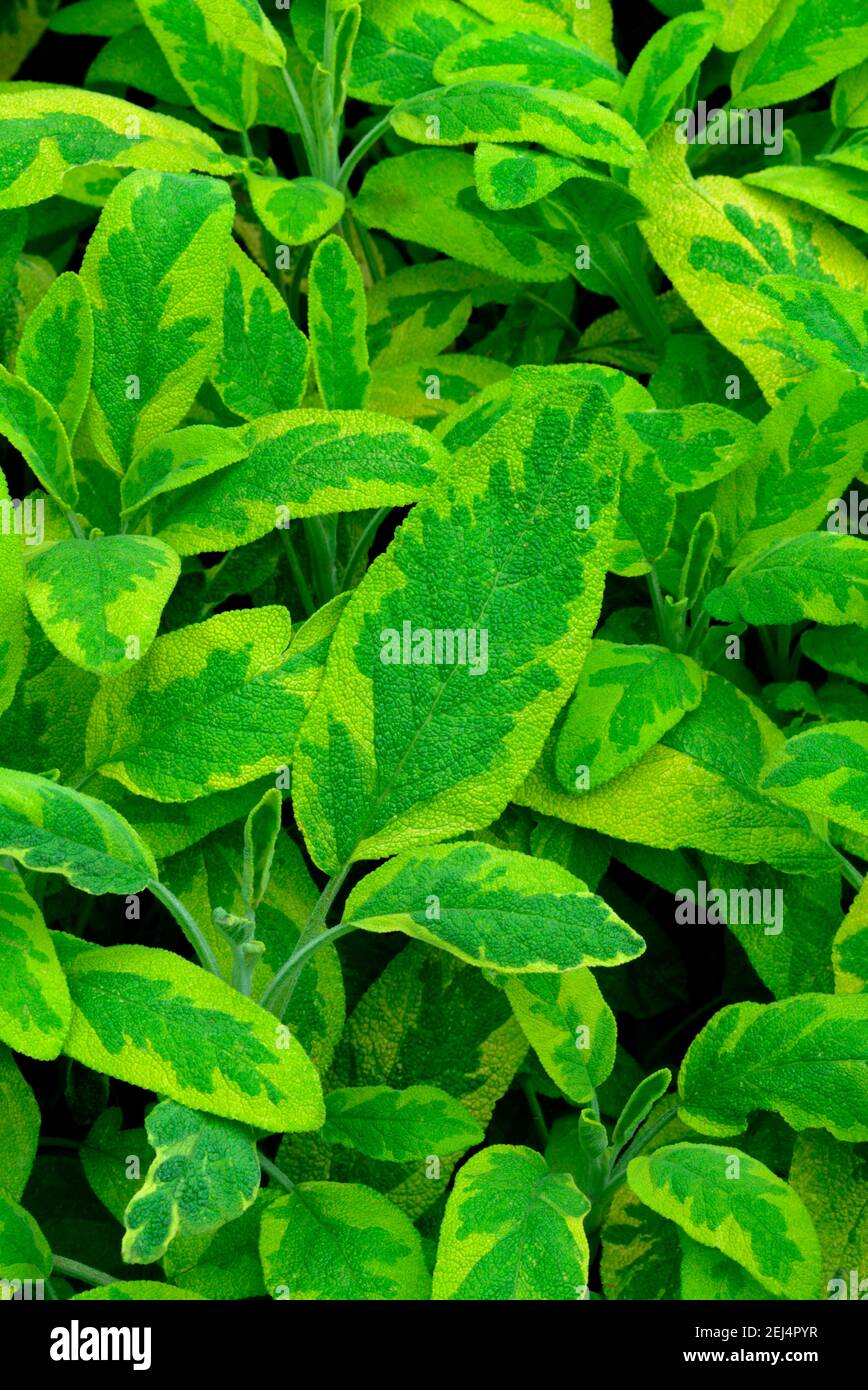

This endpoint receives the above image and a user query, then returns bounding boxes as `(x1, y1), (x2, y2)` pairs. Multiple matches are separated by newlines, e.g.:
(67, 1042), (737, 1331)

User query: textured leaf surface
(120, 424), (248, 517)
(789, 1130), (868, 1287)
(15, 271), (93, 440)
(63, 944), (324, 1131)
(434, 24), (621, 101)
(732, 0), (868, 106)
(212, 244), (309, 422)
(555, 641), (703, 790)
(342, 842), (644, 974)
(432, 1145), (590, 1300)
(834, 880), (868, 993)
(25, 534), (180, 675)
(86, 606), (330, 802)
(132, 0), (259, 130)
(152, 409), (443, 556)
(308, 235), (370, 411)
(391, 82), (645, 166)
(322, 1085), (483, 1162)
(628, 1143), (821, 1300)
(521, 675), (836, 874)
(678, 995), (868, 1140)
(0, 465), (25, 720)
(0, 86), (234, 210)
(295, 376), (620, 871)
(706, 533), (868, 627)
(0, 767), (157, 894)
(246, 175), (345, 247)
(0, 864), (70, 1060)
(0, 365), (76, 507)
(505, 967), (616, 1103)
(618, 12), (721, 140)
(123, 1099), (260, 1264)
(260, 1182), (430, 1300)
(761, 721), (868, 835)
(0, 1045), (39, 1200)
(80, 169), (233, 473)
(0, 1192), (51, 1282)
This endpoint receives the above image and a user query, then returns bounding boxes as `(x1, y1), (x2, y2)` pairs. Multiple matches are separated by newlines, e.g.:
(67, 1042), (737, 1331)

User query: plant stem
(281, 67), (319, 175)
(610, 1095), (680, 1179)
(336, 111), (393, 191)
(259, 1153), (295, 1193)
(52, 1255), (114, 1287)
(65, 509), (85, 540)
(240, 128), (254, 159)
(522, 1078), (549, 1148)
(259, 865), (351, 1014)
(831, 846), (865, 892)
(279, 528), (315, 617)
(148, 879), (222, 978)
(303, 515), (338, 604)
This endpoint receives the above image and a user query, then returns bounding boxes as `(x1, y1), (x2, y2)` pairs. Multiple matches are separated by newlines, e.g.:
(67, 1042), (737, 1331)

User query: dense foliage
(0, 0), (866, 1304)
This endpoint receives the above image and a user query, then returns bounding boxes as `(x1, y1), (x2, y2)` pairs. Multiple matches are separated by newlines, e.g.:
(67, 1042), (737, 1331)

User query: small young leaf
(242, 787), (282, 912)
(15, 272), (93, 441)
(612, 1069), (672, 1150)
(0, 366), (77, 508)
(505, 967), (617, 1102)
(308, 235), (370, 411)
(246, 175), (345, 247)
(212, 244), (309, 421)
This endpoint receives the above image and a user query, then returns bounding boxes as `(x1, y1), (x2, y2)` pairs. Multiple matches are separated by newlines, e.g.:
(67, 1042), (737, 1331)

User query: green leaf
(242, 787), (281, 912)
(308, 235), (370, 411)
(505, 967), (616, 1103)
(801, 625), (868, 683)
(628, 1143), (821, 1300)
(391, 82), (645, 166)
(790, 1130), (868, 1289)
(732, 0), (868, 107)
(630, 132), (868, 402)
(460, 0), (616, 64)
(701, 0), (778, 54)
(717, 368), (866, 564)
(150, 409), (443, 556)
(212, 244), (309, 422)
(832, 59), (868, 127)
(0, 365), (77, 508)
(24, 534), (180, 675)
(555, 641), (704, 791)
(679, 1235), (782, 1301)
(122, 1099), (260, 1264)
(85, 606), (329, 802)
(0, 767), (157, 894)
(521, 674), (837, 875)
(316, 941), (525, 1218)
(342, 842), (644, 974)
(0, 1192), (51, 1283)
(62, 943), (325, 1131)
(291, 0), (481, 105)
(473, 143), (607, 211)
(50, 0), (140, 38)
(322, 1085), (483, 1161)
(120, 423), (249, 517)
(760, 721), (868, 835)
(366, 261), (512, 369)
(246, 174), (345, 248)
(15, 272), (93, 441)
(355, 149), (574, 283)
(86, 26), (191, 106)
(434, 24), (622, 102)
(612, 1069), (672, 1149)
(0, 865), (70, 1060)
(295, 374), (621, 871)
(0, 86), (235, 210)
(71, 1281), (206, 1300)
(678, 995), (868, 1141)
(0, 1045), (39, 1200)
(0, 0), (58, 80)
(0, 466), (26, 720)
(753, 274), (868, 378)
(706, 533), (868, 627)
(432, 1145), (590, 1300)
(745, 164), (868, 237)
(618, 12), (721, 141)
(600, 1181), (681, 1301)
(194, 0), (284, 66)
(132, 0), (260, 130)
(259, 1182), (430, 1300)
(834, 879), (868, 993)
(80, 1108), (150, 1223)
(80, 169), (234, 473)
